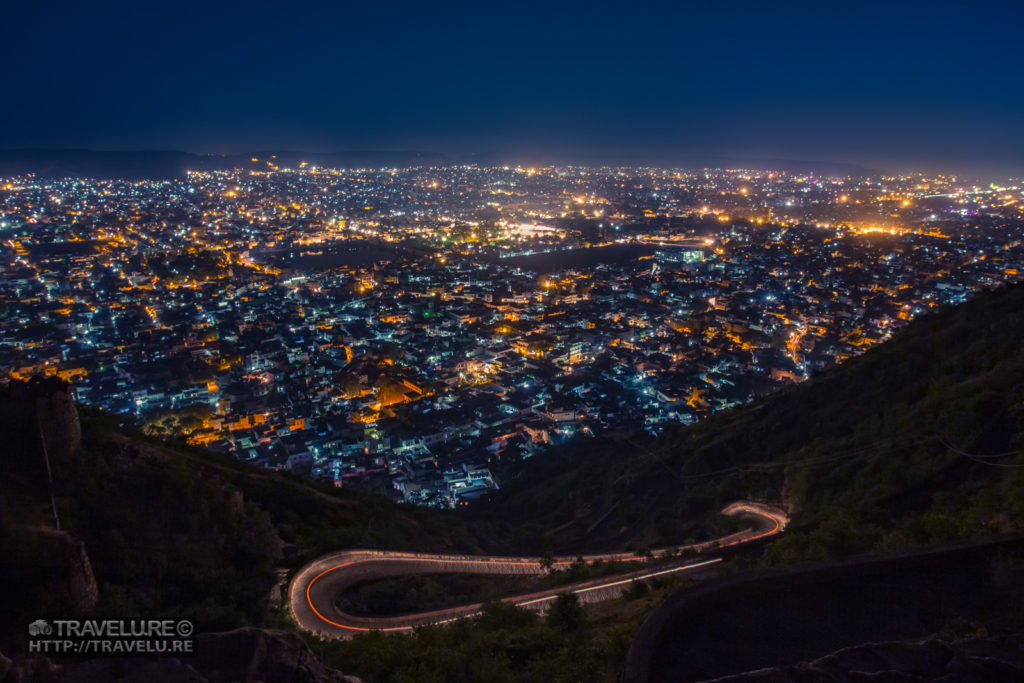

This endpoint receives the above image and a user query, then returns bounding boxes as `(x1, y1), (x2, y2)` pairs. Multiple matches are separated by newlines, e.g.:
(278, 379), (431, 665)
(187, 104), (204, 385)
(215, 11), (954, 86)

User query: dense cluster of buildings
(1, 166), (1022, 506)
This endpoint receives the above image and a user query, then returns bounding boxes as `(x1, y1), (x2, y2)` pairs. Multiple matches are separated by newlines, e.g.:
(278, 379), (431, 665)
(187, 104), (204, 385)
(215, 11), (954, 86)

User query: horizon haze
(3, 0), (1023, 176)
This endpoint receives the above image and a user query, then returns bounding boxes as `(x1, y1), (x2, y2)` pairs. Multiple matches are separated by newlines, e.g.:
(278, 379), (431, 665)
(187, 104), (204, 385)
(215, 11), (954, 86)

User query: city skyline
(3, 164), (1021, 504)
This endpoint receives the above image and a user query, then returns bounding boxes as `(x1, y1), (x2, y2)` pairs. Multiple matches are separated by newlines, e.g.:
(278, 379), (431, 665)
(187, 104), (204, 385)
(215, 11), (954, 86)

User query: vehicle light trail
(290, 501), (787, 637)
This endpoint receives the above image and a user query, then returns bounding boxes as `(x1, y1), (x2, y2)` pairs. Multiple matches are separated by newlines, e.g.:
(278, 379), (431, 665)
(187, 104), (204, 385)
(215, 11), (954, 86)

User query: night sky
(3, 0), (1022, 172)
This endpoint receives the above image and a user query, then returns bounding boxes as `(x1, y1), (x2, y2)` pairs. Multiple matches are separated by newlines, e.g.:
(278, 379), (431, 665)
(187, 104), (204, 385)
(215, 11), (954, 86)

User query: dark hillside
(483, 284), (1024, 558)
(0, 381), (494, 655)
(626, 535), (1024, 682)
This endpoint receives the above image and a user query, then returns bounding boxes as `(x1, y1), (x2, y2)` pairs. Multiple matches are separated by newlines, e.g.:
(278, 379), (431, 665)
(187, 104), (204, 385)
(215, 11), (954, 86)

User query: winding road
(289, 501), (788, 638)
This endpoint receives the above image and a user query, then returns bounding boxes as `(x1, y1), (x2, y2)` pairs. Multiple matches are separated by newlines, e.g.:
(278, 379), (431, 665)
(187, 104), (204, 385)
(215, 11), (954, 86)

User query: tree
(380, 342), (405, 364)
(547, 592), (584, 632)
(540, 551), (555, 572)
(337, 373), (362, 398)
(623, 579), (649, 601)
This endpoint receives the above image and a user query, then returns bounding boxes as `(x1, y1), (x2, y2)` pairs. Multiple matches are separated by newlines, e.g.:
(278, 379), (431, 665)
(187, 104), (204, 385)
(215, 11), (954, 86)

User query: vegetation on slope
(43, 410), (501, 636)
(483, 284), (1024, 561)
(300, 577), (690, 683)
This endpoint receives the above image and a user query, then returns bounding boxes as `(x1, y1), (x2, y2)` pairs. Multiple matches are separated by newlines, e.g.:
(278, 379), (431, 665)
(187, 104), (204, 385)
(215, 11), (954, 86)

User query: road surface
(289, 501), (787, 638)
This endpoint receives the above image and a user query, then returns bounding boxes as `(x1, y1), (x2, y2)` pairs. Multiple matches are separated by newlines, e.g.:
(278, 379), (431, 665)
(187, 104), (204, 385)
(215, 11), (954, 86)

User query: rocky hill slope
(486, 284), (1024, 560)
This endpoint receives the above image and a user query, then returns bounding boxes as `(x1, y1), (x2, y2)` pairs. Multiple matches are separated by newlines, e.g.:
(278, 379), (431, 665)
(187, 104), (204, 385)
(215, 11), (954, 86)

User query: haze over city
(4, 0), (1024, 174)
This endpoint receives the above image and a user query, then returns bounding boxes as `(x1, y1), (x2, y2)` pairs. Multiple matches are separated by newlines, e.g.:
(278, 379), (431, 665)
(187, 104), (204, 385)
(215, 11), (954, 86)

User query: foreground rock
(705, 634), (1024, 682)
(625, 536), (1024, 682)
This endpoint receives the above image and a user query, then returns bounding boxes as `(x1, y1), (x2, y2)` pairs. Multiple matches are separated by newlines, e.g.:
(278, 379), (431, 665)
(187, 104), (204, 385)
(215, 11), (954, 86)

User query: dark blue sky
(3, 0), (1022, 172)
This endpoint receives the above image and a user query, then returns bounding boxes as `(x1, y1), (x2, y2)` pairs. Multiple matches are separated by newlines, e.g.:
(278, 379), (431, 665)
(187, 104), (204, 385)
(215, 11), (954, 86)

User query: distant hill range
(0, 149), (450, 180)
(0, 148), (876, 180)
(463, 151), (878, 176)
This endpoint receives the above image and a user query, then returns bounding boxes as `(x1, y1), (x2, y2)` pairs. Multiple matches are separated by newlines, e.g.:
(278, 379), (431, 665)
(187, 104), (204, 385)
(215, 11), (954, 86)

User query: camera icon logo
(28, 620), (52, 636)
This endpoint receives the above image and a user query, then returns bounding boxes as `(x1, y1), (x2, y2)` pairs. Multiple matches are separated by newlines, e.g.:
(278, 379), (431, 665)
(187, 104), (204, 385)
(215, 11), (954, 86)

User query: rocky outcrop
(0, 628), (361, 683)
(0, 529), (100, 654)
(0, 377), (81, 473)
(624, 536), (1024, 683)
(66, 537), (99, 616)
(0, 379), (95, 654)
(704, 634), (1024, 682)
(192, 628), (361, 682)
(32, 380), (82, 470)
